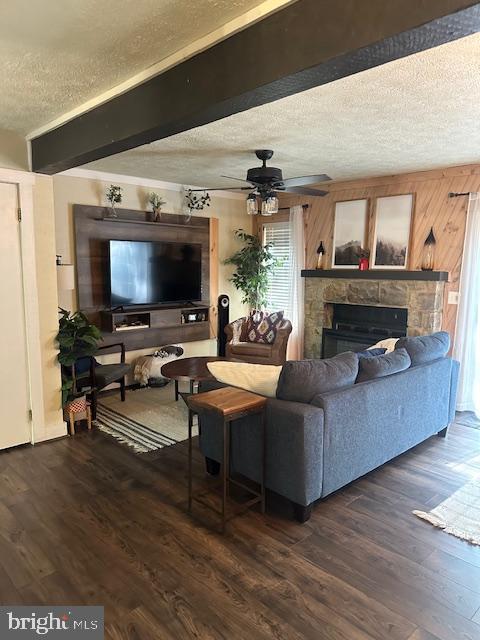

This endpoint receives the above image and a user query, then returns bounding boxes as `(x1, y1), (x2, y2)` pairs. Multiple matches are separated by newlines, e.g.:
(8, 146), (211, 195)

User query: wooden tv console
(73, 204), (215, 353)
(99, 304), (210, 350)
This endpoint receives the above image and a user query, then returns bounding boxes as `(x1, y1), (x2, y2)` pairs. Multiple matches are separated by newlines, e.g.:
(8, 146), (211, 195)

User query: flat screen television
(109, 239), (202, 307)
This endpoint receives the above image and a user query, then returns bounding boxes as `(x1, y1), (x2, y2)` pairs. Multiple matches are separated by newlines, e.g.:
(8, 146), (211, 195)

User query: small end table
(187, 387), (267, 533)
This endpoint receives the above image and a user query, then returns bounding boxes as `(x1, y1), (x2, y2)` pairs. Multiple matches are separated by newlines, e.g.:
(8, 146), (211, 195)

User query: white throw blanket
(207, 361), (282, 398)
(134, 351), (180, 386)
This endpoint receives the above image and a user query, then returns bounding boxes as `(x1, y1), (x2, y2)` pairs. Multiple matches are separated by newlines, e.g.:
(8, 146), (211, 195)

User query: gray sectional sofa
(198, 332), (459, 522)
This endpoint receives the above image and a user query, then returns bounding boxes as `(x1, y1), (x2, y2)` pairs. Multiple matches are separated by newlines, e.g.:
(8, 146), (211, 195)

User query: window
(263, 221), (292, 316)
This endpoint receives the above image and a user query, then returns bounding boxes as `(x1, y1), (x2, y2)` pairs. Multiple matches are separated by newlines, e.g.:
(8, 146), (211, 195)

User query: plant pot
(63, 395), (87, 421)
(105, 205), (118, 219)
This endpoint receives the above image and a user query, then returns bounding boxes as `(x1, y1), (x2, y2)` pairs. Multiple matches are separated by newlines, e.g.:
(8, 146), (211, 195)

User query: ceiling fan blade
(220, 175), (254, 185)
(281, 174), (331, 187)
(282, 185), (328, 196)
(188, 186), (253, 192)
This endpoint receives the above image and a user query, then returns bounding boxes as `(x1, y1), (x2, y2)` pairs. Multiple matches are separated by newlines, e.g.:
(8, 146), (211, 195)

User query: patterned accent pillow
(246, 310), (284, 344)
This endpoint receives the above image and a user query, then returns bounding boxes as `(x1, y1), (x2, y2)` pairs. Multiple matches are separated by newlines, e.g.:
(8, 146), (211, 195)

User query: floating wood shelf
(301, 269), (449, 281)
(94, 217), (204, 229)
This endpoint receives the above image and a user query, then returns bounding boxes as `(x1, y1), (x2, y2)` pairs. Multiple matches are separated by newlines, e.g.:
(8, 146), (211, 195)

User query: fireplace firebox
(322, 304), (407, 358)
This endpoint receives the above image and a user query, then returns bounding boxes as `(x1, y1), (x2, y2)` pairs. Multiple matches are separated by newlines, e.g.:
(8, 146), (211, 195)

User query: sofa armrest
(271, 319), (292, 363)
(265, 397), (324, 505)
(198, 395), (324, 506)
(225, 317), (246, 344)
(449, 359), (460, 423)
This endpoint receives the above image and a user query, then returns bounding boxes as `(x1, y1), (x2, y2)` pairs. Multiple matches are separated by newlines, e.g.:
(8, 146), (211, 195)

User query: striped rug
(96, 385), (196, 453)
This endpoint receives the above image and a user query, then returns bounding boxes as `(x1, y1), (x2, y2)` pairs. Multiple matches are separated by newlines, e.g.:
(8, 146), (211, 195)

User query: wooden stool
(65, 397), (92, 435)
(187, 386), (267, 532)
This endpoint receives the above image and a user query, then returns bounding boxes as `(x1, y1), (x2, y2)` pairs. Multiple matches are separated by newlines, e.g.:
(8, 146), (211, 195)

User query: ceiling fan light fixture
(261, 192), (278, 216)
(246, 193), (258, 215)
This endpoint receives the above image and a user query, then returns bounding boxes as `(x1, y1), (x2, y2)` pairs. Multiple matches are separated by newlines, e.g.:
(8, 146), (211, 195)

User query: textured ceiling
(84, 33), (480, 186)
(0, 0), (270, 135)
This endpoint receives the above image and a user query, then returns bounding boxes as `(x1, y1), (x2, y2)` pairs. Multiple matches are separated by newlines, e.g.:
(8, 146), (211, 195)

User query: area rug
(413, 476), (480, 546)
(96, 384), (196, 453)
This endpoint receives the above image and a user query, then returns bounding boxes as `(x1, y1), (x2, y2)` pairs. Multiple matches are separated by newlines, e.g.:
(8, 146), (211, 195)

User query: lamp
(56, 256), (75, 291)
(246, 190), (279, 216)
(246, 193), (258, 215)
(261, 192), (279, 216)
(421, 227), (436, 271)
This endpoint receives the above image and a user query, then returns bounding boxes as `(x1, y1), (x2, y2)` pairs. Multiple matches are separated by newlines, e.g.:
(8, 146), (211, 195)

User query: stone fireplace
(303, 270), (447, 359)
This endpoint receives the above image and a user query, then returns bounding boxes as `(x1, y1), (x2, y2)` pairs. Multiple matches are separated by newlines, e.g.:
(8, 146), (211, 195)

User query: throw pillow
(356, 347), (411, 383)
(367, 338), (399, 353)
(246, 310), (284, 345)
(207, 361), (282, 398)
(395, 331), (450, 365)
(276, 352), (358, 404)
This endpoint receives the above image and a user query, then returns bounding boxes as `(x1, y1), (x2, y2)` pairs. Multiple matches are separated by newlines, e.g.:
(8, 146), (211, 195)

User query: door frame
(0, 168), (46, 444)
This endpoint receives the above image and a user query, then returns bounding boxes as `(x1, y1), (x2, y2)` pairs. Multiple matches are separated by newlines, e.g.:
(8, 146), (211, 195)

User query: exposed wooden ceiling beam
(31, 0), (480, 174)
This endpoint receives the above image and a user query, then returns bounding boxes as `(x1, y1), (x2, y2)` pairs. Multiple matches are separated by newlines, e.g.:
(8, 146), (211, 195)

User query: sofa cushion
(356, 348), (411, 383)
(395, 331), (450, 365)
(207, 361), (282, 398)
(276, 352), (358, 404)
(246, 310), (284, 344)
(357, 348), (387, 358)
(229, 342), (273, 358)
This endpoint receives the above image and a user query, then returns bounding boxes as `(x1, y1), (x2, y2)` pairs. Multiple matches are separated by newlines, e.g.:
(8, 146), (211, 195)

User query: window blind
(263, 221), (292, 317)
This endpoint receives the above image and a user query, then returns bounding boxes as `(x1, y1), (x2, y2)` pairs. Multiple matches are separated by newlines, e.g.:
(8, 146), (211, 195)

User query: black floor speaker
(217, 294), (230, 356)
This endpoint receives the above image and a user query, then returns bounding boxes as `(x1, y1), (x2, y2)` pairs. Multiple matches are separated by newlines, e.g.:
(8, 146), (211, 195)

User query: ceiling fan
(190, 150), (331, 216)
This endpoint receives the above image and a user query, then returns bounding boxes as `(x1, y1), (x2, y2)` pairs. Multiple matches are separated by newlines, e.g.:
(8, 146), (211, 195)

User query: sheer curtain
(453, 193), (480, 417)
(287, 205), (305, 360)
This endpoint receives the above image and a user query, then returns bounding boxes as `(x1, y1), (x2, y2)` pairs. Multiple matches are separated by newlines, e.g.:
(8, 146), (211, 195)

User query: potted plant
(56, 309), (102, 414)
(224, 229), (279, 310)
(105, 184), (123, 218)
(148, 192), (166, 221)
(183, 188), (211, 222)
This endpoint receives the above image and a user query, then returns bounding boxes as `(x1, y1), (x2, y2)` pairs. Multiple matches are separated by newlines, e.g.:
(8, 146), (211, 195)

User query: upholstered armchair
(225, 317), (292, 365)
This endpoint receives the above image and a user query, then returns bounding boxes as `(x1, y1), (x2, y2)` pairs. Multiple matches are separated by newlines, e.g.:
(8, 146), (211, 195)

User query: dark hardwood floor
(0, 419), (479, 639)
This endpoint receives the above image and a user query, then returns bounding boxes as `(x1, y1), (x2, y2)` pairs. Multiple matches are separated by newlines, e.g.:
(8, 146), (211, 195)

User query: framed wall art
(372, 194), (413, 269)
(332, 199), (368, 268)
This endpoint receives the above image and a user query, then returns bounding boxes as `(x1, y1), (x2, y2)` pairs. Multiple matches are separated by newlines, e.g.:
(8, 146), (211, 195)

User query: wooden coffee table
(161, 356), (236, 401)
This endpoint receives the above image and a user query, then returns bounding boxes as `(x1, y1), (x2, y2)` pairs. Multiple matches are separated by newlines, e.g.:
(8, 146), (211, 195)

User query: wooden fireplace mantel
(301, 269), (449, 282)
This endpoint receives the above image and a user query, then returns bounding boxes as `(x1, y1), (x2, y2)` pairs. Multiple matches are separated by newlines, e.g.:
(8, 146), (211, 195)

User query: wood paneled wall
(256, 164), (480, 341)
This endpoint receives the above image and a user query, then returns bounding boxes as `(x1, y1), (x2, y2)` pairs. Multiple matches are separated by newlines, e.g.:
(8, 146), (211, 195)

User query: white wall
(32, 175), (65, 438)
(52, 172), (251, 370)
(0, 129), (28, 171)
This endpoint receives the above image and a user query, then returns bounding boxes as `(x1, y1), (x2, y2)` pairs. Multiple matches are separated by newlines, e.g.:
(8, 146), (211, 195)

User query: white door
(0, 182), (31, 448)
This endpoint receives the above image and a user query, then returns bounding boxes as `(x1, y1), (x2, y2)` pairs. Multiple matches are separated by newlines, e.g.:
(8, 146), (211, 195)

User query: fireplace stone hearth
(304, 276), (445, 359)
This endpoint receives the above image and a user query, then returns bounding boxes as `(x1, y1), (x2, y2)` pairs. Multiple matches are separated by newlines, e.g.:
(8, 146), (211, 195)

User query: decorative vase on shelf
(105, 185), (122, 219)
(148, 192), (165, 222)
(421, 227), (436, 271)
(358, 248), (370, 271)
(316, 242), (325, 269)
(106, 205), (118, 219)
